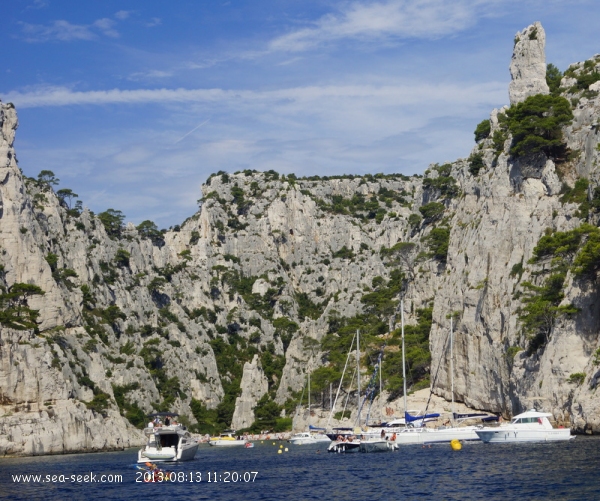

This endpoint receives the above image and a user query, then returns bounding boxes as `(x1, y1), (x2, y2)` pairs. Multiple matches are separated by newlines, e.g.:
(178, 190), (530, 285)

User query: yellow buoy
(273, 442), (276, 445)
(450, 439), (462, 451)
(280, 444), (283, 448)
(284, 447), (288, 452)
(278, 449), (282, 454)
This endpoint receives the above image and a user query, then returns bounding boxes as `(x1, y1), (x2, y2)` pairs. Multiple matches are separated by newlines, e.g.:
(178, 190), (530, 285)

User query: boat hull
(327, 441), (361, 453)
(359, 440), (397, 453)
(422, 427), (481, 444)
(289, 433), (331, 445)
(208, 439), (248, 446)
(139, 449), (177, 461)
(138, 442), (199, 463)
(393, 429), (427, 445)
(475, 428), (573, 443)
(290, 438), (330, 445)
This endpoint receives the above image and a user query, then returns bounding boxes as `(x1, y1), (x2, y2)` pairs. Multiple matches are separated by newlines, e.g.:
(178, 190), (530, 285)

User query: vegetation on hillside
(0, 283), (45, 331)
(505, 94), (573, 159)
(517, 223), (600, 353)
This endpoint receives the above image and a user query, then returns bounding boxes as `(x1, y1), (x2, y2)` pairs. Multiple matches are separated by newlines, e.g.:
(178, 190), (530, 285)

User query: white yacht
(475, 409), (574, 443)
(138, 422), (199, 463)
(208, 430), (248, 447)
(288, 431), (331, 445)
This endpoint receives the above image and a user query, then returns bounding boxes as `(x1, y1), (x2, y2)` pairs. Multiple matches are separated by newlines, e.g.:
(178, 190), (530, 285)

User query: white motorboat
(359, 438), (398, 453)
(475, 409), (574, 443)
(208, 430), (248, 447)
(138, 423), (199, 463)
(327, 437), (361, 453)
(288, 431), (331, 445)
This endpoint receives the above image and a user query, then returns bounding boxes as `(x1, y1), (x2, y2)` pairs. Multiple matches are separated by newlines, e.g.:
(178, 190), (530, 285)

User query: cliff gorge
(2, 22), (600, 456)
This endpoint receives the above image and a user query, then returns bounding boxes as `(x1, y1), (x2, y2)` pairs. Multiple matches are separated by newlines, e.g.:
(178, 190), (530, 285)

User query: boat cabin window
(512, 417), (541, 424)
(157, 434), (180, 448)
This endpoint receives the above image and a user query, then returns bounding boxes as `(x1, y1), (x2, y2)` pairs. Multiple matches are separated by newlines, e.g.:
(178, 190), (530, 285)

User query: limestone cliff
(2, 22), (600, 456)
(509, 22), (550, 104)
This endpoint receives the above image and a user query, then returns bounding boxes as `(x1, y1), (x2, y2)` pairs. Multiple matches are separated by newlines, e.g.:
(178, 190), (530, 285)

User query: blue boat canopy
(309, 424), (326, 431)
(405, 411), (440, 422)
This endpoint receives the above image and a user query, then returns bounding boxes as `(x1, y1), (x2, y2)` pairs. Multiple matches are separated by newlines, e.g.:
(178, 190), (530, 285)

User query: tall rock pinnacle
(508, 22), (550, 105)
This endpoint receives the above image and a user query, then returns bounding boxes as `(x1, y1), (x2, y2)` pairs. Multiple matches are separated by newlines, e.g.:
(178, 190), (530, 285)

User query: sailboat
(327, 330), (397, 452)
(420, 316), (498, 444)
(327, 330), (363, 452)
(289, 360), (330, 445)
(394, 313), (498, 445)
(392, 300), (440, 445)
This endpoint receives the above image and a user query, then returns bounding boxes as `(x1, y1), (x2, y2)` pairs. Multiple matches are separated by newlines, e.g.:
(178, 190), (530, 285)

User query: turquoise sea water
(1, 437), (599, 500)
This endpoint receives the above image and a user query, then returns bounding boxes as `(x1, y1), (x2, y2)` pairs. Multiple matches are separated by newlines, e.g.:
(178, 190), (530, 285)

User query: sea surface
(1, 436), (599, 501)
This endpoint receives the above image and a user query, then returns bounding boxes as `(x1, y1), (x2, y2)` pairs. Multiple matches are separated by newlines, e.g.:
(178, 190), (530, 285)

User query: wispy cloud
(4, 82), (506, 109)
(127, 69), (174, 81)
(115, 11), (132, 21)
(21, 20), (96, 42)
(269, 0), (500, 52)
(27, 0), (48, 10)
(93, 18), (119, 38)
(19, 12), (131, 42)
(146, 17), (162, 28)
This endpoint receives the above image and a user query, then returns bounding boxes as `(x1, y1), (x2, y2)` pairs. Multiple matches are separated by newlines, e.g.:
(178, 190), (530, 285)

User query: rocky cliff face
(509, 22), (550, 105)
(2, 22), (600, 456)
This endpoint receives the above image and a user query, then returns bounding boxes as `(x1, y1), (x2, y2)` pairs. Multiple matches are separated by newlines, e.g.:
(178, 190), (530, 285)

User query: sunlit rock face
(509, 22), (550, 105)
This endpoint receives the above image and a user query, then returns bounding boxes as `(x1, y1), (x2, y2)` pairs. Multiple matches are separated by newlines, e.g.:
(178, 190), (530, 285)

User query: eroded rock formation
(509, 22), (550, 104)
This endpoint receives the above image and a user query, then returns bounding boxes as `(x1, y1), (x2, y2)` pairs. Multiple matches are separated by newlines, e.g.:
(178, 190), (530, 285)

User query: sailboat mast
(450, 316), (455, 419)
(379, 353), (384, 423)
(401, 299), (407, 416)
(308, 368), (310, 418)
(356, 329), (360, 426)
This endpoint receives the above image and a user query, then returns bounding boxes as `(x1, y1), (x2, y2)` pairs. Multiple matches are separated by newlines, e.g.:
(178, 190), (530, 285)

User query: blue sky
(2, 1), (599, 228)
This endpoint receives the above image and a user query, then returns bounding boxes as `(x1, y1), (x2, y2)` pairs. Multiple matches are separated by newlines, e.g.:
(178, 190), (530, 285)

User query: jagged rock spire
(508, 22), (550, 105)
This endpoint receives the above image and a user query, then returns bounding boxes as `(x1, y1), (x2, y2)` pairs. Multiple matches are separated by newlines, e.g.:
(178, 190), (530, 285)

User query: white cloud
(27, 0), (48, 10)
(93, 18), (119, 38)
(21, 20), (96, 42)
(146, 17), (162, 28)
(127, 69), (174, 81)
(269, 0), (501, 52)
(4, 81), (506, 109)
(114, 10), (131, 21)
(19, 13), (132, 42)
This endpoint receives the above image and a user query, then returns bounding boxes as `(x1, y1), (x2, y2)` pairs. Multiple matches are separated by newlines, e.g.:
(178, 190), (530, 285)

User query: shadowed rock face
(231, 355), (269, 430)
(509, 22), (550, 105)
